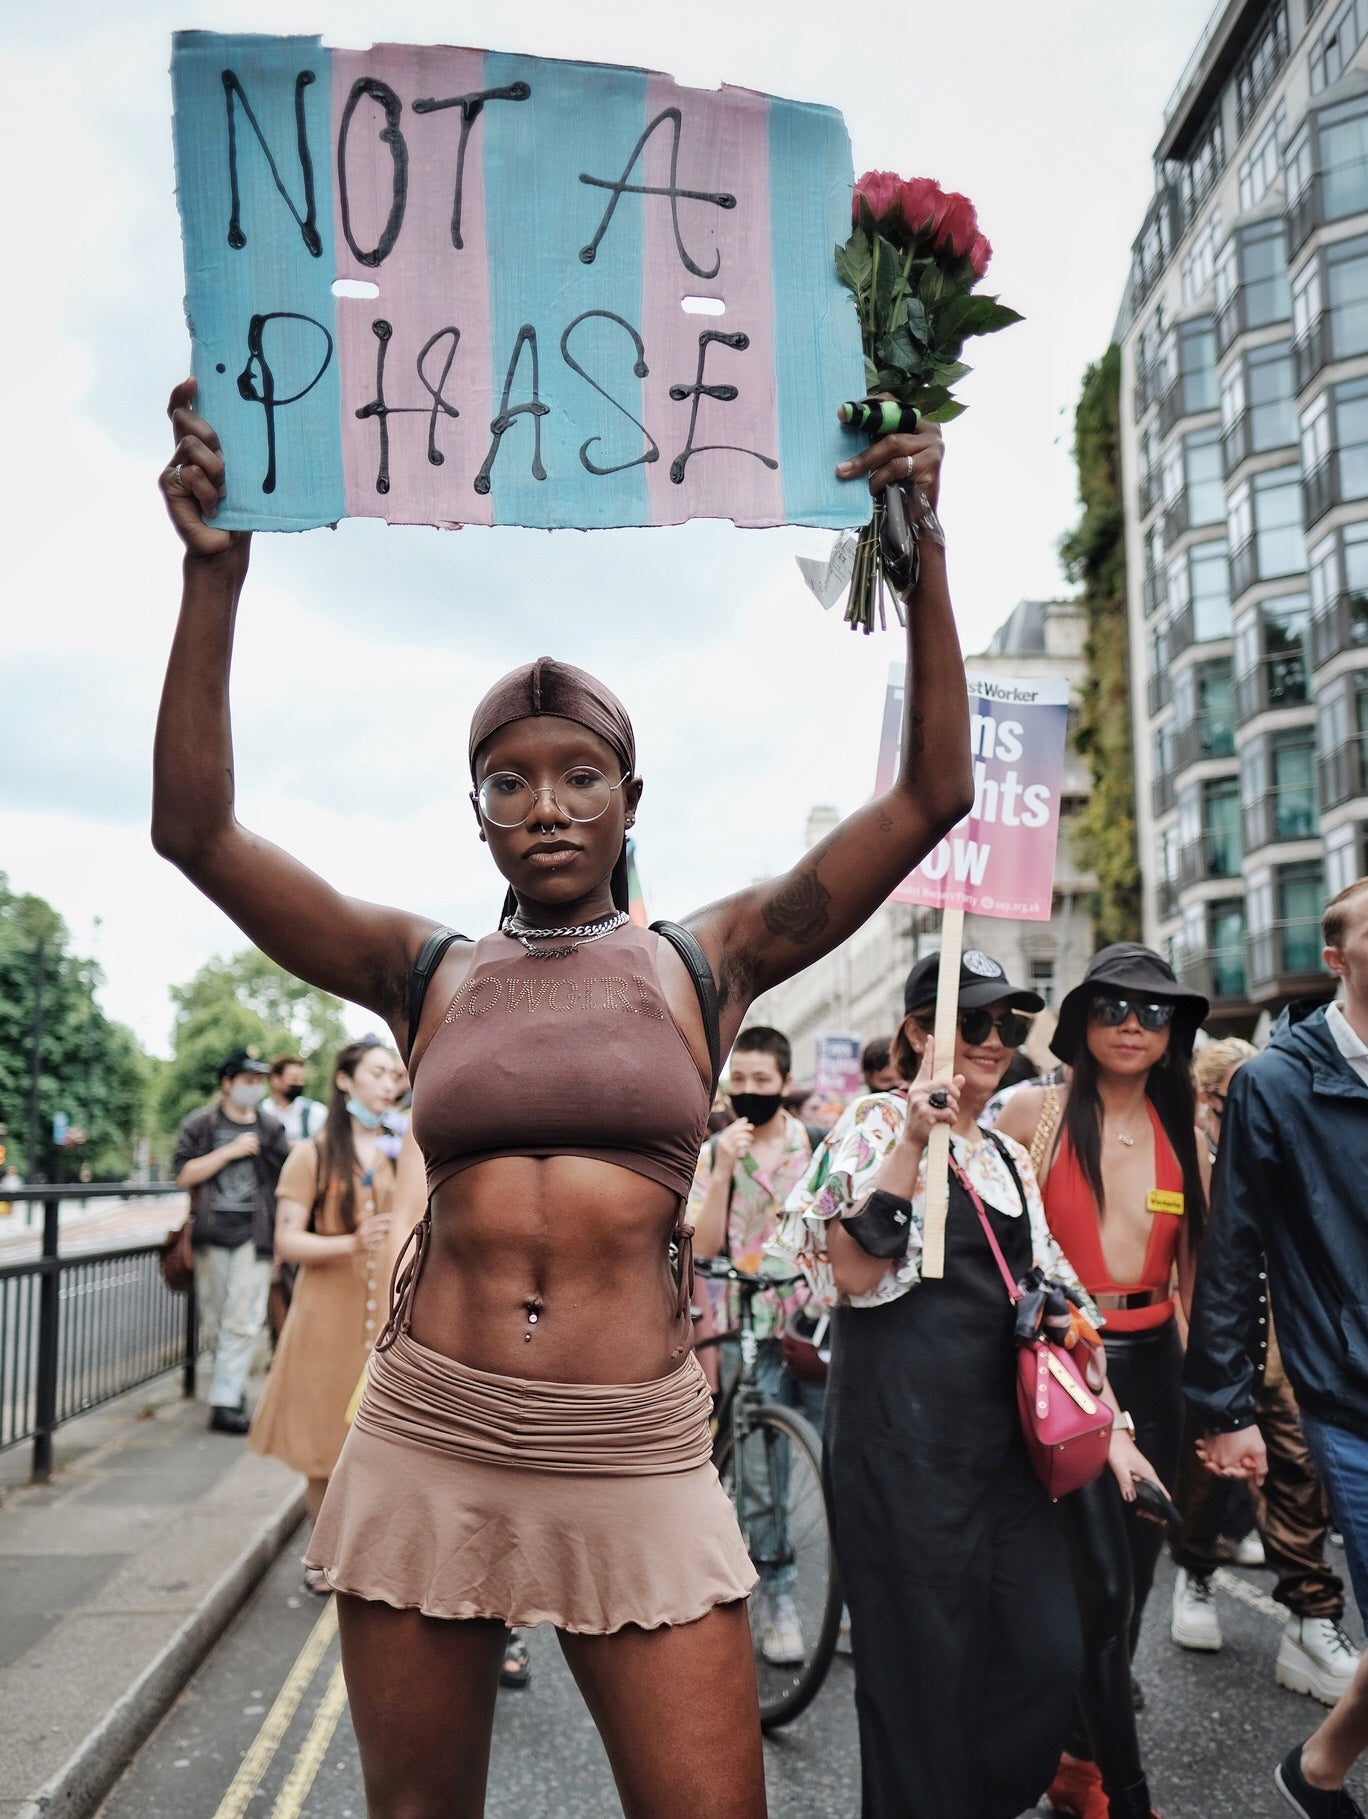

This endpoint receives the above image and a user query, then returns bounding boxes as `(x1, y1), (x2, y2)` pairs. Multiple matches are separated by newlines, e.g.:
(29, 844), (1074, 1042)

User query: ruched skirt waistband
(354, 1329), (715, 1476)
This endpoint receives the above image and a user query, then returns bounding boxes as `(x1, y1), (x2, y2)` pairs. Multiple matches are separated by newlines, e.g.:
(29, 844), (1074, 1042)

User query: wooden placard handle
(920, 904), (964, 1280)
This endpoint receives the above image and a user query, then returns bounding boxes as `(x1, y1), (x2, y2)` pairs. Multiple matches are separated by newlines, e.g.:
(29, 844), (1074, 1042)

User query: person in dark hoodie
(1184, 876), (1368, 1819)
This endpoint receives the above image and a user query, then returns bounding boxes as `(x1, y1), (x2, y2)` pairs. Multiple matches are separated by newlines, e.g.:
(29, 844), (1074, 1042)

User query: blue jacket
(1183, 1000), (1368, 1441)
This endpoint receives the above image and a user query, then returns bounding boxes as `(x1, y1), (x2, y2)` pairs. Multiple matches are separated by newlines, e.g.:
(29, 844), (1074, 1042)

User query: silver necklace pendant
(1116, 1131), (1136, 1148)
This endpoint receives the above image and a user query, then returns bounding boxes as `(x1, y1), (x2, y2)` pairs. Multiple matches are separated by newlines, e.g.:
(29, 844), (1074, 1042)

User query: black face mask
(730, 1091), (784, 1127)
(281, 1083), (305, 1103)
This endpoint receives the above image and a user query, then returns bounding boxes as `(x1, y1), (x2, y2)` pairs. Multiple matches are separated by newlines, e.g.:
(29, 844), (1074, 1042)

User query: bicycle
(692, 1256), (842, 1729)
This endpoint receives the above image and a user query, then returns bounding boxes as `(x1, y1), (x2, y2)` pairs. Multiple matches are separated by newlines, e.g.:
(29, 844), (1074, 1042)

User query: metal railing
(1178, 832), (1243, 888)
(1293, 312), (1334, 393)
(1234, 654), (1309, 722)
(1248, 917), (1327, 989)
(1287, 176), (1323, 259)
(1176, 942), (1248, 1003)
(1320, 733), (1368, 810)
(0, 1183), (194, 1480)
(1148, 667), (1173, 715)
(1173, 716), (1236, 770)
(1304, 453), (1340, 528)
(1310, 591), (1368, 669)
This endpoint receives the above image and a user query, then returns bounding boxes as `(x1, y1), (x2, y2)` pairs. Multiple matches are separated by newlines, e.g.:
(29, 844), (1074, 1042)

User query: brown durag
(467, 657), (635, 781)
(467, 657), (637, 916)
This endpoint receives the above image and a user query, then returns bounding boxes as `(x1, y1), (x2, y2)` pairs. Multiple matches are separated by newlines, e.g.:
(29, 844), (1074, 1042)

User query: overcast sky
(2, 0), (1212, 1055)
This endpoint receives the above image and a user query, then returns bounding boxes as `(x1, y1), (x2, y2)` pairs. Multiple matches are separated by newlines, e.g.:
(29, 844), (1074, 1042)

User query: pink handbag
(952, 1161), (1113, 1500)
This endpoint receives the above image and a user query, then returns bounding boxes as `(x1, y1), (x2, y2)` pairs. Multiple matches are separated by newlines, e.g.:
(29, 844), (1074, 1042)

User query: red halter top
(1043, 1099), (1184, 1334)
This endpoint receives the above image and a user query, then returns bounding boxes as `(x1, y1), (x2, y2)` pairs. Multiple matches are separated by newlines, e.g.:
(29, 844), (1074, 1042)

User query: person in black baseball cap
(771, 951), (1159, 1817)
(1000, 945), (1211, 1819)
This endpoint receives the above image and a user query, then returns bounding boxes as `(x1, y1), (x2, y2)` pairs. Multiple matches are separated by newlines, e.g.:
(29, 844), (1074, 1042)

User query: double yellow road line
(212, 1598), (349, 1819)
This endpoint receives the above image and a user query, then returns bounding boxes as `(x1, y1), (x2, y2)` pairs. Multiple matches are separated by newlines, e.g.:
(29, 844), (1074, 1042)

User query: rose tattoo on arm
(761, 867), (833, 944)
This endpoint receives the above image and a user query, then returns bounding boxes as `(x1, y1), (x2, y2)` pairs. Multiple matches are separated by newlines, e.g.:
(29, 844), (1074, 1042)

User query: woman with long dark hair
(999, 943), (1211, 1819)
(153, 377), (972, 1818)
(250, 1038), (398, 1580)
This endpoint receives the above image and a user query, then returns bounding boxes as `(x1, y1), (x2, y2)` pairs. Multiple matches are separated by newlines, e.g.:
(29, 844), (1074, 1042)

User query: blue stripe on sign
(172, 32), (344, 531)
(480, 54), (649, 528)
(767, 98), (866, 529)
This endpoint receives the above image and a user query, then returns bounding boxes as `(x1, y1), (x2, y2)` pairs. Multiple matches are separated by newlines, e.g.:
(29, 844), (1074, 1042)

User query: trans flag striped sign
(170, 33), (867, 533)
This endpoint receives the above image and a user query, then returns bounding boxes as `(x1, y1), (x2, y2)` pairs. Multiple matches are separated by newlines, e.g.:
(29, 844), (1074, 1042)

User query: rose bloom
(968, 230), (993, 279)
(937, 191), (979, 259)
(899, 176), (944, 237)
(854, 168), (902, 225)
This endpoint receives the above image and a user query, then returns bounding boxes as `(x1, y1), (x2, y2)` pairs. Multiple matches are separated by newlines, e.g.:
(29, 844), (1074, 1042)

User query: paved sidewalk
(0, 1371), (304, 1819)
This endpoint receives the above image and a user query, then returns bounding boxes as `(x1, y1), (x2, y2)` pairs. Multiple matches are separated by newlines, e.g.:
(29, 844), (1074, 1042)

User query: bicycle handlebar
(694, 1256), (805, 1292)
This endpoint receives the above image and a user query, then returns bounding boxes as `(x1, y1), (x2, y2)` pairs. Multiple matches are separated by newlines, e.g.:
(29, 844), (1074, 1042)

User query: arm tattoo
(762, 867), (832, 944)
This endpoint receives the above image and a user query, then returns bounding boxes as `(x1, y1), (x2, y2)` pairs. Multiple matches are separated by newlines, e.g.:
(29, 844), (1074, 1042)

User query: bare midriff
(407, 1154), (688, 1385)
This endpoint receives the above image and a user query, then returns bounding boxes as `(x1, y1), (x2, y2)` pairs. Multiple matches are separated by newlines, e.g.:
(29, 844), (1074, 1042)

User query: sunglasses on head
(1089, 996), (1175, 1032)
(917, 1006), (1034, 1048)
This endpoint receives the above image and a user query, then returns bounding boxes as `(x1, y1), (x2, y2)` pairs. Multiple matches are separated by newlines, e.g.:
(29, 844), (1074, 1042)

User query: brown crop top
(409, 924), (712, 1201)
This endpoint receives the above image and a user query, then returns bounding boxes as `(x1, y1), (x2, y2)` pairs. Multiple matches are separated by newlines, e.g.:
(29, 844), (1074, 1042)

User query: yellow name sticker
(1147, 1189), (1185, 1216)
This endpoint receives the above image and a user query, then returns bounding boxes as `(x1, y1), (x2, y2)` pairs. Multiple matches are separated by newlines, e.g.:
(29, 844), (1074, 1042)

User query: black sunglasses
(1089, 996), (1175, 1032)
(918, 1007), (1034, 1048)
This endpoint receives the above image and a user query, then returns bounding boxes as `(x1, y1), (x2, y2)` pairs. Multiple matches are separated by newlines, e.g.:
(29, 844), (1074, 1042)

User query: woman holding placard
(153, 376), (972, 1818)
(773, 950), (1161, 1819)
(999, 944), (1210, 1819)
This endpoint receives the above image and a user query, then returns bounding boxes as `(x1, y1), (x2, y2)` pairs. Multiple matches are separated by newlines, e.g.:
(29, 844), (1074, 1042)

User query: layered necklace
(502, 908), (628, 960)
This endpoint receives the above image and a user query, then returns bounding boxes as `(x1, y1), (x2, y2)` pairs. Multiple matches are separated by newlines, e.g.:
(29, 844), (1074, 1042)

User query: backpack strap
(651, 920), (721, 1093)
(407, 926), (465, 1053)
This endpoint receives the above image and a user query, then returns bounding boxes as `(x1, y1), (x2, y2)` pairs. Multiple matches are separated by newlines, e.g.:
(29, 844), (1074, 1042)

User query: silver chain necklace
(501, 909), (629, 960)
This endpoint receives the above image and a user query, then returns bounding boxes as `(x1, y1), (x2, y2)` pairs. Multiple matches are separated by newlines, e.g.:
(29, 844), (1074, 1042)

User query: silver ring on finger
(902, 454), (915, 480)
(169, 464), (183, 487)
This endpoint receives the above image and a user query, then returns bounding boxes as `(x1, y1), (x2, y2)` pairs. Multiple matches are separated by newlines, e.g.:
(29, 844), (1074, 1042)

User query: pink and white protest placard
(874, 665), (1070, 920)
(812, 1033), (863, 1096)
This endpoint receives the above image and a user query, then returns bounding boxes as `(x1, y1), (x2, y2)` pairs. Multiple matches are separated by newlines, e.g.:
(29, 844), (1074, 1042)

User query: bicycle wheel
(714, 1402), (842, 1729)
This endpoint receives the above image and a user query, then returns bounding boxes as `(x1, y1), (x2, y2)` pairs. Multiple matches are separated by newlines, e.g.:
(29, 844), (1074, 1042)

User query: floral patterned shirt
(768, 1091), (1099, 1320)
(687, 1111), (813, 1340)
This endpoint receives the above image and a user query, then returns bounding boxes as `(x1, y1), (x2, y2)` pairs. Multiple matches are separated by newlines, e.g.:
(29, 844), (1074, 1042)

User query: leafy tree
(1060, 345), (1143, 946)
(0, 875), (151, 1179)
(159, 948), (353, 1132)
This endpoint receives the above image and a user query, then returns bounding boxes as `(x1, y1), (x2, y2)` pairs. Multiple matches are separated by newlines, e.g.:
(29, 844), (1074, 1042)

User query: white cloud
(2, 0), (1211, 1054)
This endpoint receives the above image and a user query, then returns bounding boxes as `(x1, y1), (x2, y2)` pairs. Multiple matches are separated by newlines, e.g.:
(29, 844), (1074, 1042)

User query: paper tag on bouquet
(796, 532), (860, 609)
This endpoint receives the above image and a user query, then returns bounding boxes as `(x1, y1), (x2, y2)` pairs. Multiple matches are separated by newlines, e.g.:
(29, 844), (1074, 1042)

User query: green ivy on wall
(1060, 344), (1142, 946)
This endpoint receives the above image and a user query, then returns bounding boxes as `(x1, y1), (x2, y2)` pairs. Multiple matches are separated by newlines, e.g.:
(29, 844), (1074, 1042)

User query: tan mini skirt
(305, 1330), (757, 1633)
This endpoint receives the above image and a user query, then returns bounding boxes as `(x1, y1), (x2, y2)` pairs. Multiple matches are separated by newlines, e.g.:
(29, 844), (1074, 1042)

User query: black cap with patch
(218, 1047), (269, 1081)
(902, 949), (1046, 1018)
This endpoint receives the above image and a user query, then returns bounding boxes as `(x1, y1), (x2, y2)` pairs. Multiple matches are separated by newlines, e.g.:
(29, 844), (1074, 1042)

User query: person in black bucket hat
(1000, 946), (1212, 1818)
(771, 947), (1163, 1818)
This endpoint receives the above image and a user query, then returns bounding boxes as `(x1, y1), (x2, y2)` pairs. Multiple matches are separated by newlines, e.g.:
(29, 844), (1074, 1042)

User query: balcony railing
(1176, 943), (1247, 1002)
(1157, 876), (1181, 921)
(1222, 409), (1251, 477)
(1148, 668), (1172, 715)
(1152, 770), (1176, 816)
(1138, 472), (1158, 519)
(1243, 785), (1320, 851)
(1230, 537), (1260, 600)
(1159, 375), (1218, 436)
(1143, 569), (1167, 619)
(1164, 495), (1190, 543)
(1234, 654), (1309, 723)
(1293, 313), (1334, 393)
(1168, 601), (1197, 655)
(1304, 454), (1340, 528)
(1178, 833), (1243, 887)
(1247, 917), (1328, 991)
(1320, 734), (1368, 810)
(1173, 717), (1236, 770)
(1310, 591), (1368, 669)
(1287, 176), (1323, 259)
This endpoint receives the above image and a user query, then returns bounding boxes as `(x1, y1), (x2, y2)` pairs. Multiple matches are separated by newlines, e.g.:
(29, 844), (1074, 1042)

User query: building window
(1239, 101), (1287, 209)
(1327, 235), (1368, 360)
(1243, 221), (1291, 328)
(1293, 256), (1322, 347)
(1326, 820), (1366, 897)
(1337, 377), (1368, 500)
(1278, 861), (1326, 971)
(1191, 539), (1232, 638)
(1321, 96), (1368, 217)
(1179, 318), (1219, 413)
(1028, 958), (1056, 1006)
(1185, 426), (1225, 524)
(1205, 776), (1244, 874)
(1286, 119), (1313, 201)
(1182, 112), (1226, 220)
(1208, 899), (1247, 999)
(1182, 213), (1224, 304)
(1272, 733), (1319, 839)
(1230, 467), (1306, 587)
(1263, 594), (1312, 704)
(1310, 1), (1368, 95)
(1344, 519), (1368, 600)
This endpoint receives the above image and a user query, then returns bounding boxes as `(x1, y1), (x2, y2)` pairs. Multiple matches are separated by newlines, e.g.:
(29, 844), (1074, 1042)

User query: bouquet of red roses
(835, 171), (1022, 632)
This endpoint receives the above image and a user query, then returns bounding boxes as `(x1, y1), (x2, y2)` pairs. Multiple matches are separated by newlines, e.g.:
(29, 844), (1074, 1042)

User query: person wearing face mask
(267, 1054), (328, 1147)
(251, 1039), (399, 1590)
(172, 1048), (290, 1433)
(688, 1025), (814, 1666)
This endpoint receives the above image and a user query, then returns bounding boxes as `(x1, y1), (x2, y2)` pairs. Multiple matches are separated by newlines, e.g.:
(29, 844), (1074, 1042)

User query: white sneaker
(759, 1592), (805, 1666)
(1234, 1531), (1267, 1568)
(1276, 1616), (1362, 1705)
(1171, 1568), (1223, 1651)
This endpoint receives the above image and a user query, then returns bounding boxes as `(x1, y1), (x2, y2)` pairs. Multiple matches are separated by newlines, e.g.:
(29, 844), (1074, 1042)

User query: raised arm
(152, 380), (434, 1039)
(688, 422), (973, 1026)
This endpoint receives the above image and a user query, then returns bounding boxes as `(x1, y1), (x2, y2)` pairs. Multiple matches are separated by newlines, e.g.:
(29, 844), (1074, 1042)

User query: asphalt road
(98, 1530), (1368, 1818)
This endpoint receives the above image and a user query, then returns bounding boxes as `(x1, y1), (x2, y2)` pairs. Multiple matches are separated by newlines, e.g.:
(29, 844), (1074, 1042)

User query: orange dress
(250, 1143), (396, 1481)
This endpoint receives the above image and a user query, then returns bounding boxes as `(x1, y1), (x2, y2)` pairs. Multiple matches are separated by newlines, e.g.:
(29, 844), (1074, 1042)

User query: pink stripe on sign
(332, 45), (495, 526)
(640, 76), (784, 529)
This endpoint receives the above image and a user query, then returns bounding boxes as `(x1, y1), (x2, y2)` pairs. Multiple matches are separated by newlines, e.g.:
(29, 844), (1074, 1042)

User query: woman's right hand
(353, 1212), (394, 1254)
(898, 1038), (963, 1148)
(161, 378), (249, 563)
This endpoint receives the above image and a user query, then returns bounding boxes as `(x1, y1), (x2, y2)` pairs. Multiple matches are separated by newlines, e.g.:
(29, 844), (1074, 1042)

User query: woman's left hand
(1108, 1430), (1166, 1511)
(836, 418), (944, 512)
